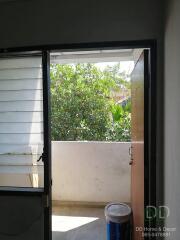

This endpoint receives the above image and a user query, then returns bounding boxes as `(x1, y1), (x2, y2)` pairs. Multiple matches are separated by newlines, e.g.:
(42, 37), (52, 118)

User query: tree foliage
(50, 63), (131, 141)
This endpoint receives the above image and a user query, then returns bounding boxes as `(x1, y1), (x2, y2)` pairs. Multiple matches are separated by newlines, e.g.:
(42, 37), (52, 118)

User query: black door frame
(42, 51), (52, 240)
(0, 40), (157, 239)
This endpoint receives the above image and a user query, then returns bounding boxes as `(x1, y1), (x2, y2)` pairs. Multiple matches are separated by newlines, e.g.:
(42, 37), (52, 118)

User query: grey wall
(0, 0), (163, 47)
(0, 0), (164, 239)
(0, 195), (44, 240)
(164, 0), (180, 238)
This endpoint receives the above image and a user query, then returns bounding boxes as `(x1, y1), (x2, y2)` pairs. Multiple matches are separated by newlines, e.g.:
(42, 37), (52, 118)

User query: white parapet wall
(52, 141), (131, 203)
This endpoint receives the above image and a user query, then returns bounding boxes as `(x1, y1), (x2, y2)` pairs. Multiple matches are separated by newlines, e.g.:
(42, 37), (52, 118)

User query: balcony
(0, 140), (130, 240)
(51, 141), (130, 240)
(52, 141), (131, 203)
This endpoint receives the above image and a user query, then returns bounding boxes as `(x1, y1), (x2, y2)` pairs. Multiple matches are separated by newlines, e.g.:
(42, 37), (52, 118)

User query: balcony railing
(0, 141), (131, 204)
(52, 141), (131, 203)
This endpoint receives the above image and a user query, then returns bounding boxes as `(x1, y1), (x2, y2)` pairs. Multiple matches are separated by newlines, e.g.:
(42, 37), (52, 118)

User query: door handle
(129, 160), (133, 165)
(37, 152), (45, 162)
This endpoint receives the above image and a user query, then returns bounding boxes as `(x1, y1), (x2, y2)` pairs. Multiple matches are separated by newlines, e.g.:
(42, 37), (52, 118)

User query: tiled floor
(52, 205), (106, 240)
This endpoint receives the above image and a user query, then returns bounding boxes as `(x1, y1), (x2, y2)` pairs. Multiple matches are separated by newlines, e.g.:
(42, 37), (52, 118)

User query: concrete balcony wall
(52, 141), (131, 203)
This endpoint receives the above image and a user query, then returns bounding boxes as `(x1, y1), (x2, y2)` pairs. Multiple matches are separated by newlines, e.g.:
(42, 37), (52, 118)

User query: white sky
(95, 61), (134, 75)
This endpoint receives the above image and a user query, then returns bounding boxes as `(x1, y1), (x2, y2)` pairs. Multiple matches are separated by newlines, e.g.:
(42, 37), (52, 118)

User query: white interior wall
(164, 0), (180, 238)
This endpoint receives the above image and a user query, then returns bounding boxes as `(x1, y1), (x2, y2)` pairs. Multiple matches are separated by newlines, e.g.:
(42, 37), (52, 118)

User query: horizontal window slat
(0, 165), (43, 174)
(0, 68), (42, 80)
(0, 90), (43, 101)
(0, 101), (43, 112)
(0, 133), (43, 144)
(0, 79), (42, 90)
(0, 57), (42, 69)
(0, 112), (43, 122)
(0, 122), (43, 133)
(0, 144), (43, 155)
(0, 154), (43, 166)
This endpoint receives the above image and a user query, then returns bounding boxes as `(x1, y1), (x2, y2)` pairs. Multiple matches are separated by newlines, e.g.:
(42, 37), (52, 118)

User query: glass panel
(0, 55), (44, 188)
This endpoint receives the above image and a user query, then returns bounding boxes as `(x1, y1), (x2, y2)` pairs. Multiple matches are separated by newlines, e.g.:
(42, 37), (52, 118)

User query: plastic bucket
(105, 203), (132, 240)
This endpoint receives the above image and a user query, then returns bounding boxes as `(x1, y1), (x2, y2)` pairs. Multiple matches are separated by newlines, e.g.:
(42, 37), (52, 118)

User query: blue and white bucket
(105, 203), (132, 240)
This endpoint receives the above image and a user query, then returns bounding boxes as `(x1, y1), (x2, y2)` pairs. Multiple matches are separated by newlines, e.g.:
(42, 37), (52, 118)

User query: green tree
(106, 103), (131, 141)
(50, 63), (131, 141)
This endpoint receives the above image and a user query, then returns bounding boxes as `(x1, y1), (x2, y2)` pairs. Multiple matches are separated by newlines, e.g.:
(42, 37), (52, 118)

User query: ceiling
(50, 49), (135, 64)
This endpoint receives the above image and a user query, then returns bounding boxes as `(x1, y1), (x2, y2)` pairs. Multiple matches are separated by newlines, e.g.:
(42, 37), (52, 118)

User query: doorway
(0, 40), (157, 240)
(49, 46), (155, 240)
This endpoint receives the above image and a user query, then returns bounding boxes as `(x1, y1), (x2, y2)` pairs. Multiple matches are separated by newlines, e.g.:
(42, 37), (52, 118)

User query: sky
(95, 61), (134, 76)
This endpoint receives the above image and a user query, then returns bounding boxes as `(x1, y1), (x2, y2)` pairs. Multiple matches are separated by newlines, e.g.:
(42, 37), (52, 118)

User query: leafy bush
(106, 103), (131, 141)
(50, 63), (131, 141)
